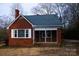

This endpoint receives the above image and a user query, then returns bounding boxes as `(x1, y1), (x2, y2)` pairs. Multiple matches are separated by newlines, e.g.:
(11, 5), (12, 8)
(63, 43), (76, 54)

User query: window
(18, 30), (25, 37)
(14, 30), (17, 37)
(25, 30), (28, 37)
(11, 29), (31, 38)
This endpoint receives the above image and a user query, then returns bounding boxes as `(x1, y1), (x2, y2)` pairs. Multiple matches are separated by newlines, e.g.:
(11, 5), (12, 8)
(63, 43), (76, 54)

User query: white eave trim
(35, 28), (57, 30)
(33, 25), (63, 27)
(7, 14), (33, 29)
(7, 15), (21, 29)
(21, 15), (33, 26)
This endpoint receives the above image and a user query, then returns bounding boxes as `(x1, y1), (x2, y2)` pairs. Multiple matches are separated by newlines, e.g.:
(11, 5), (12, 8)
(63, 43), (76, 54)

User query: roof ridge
(24, 14), (57, 17)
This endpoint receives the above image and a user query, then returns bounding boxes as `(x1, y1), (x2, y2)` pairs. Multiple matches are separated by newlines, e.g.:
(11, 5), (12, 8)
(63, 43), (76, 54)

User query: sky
(0, 3), (38, 16)
(0, 3), (38, 28)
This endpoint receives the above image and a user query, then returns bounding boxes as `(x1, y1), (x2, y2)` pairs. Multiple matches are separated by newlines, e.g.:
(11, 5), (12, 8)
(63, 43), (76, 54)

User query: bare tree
(32, 3), (68, 27)
(3, 17), (12, 29)
(63, 3), (79, 28)
(32, 3), (55, 15)
(32, 3), (67, 16)
(0, 17), (11, 29)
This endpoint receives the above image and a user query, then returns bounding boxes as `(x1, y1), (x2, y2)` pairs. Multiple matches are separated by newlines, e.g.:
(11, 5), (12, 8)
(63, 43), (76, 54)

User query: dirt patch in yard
(0, 47), (77, 56)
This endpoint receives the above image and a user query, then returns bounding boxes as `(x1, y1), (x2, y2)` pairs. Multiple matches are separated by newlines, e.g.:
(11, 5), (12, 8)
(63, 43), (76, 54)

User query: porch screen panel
(35, 31), (39, 42)
(46, 30), (56, 42)
(39, 31), (45, 42)
(51, 31), (56, 42)
(35, 31), (45, 42)
(46, 30), (52, 42)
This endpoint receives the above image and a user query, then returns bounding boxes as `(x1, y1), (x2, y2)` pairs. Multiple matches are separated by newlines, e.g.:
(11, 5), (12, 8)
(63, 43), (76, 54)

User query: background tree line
(32, 3), (79, 40)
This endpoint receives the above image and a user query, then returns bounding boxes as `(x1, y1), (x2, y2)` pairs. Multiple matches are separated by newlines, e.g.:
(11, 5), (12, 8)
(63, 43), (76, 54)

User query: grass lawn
(0, 46), (77, 56)
(0, 41), (78, 56)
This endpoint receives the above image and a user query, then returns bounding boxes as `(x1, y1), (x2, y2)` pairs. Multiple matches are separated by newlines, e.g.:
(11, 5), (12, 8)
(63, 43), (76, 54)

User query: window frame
(11, 29), (31, 38)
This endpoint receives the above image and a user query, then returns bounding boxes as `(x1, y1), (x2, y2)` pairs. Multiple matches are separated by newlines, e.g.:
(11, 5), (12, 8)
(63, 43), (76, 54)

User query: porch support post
(45, 30), (46, 43)
(56, 28), (62, 47)
(33, 28), (35, 45)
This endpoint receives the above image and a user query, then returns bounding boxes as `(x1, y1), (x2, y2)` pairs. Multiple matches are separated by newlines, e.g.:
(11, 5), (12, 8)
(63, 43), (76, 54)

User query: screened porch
(34, 30), (56, 43)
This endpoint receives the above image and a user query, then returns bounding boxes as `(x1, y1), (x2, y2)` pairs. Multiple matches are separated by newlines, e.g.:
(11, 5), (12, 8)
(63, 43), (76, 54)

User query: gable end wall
(7, 16), (33, 47)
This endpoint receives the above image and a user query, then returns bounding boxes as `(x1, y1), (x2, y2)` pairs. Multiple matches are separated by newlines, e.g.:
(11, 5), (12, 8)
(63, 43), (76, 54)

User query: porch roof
(33, 25), (62, 28)
(24, 14), (63, 28)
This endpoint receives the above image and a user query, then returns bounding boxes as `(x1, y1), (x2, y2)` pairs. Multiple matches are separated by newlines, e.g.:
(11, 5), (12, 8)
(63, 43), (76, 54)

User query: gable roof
(7, 15), (33, 29)
(24, 14), (63, 28)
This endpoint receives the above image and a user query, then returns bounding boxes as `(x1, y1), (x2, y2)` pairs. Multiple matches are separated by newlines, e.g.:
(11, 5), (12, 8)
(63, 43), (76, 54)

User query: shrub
(64, 28), (79, 40)
(0, 29), (8, 41)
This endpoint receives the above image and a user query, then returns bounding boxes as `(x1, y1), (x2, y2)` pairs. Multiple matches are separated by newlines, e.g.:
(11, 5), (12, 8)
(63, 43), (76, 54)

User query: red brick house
(7, 9), (63, 47)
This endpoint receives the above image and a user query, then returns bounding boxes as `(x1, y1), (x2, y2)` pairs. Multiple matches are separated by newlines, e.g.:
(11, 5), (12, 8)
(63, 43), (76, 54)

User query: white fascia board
(7, 15), (21, 29)
(35, 28), (57, 30)
(21, 15), (33, 26)
(33, 25), (63, 27)
(7, 14), (34, 29)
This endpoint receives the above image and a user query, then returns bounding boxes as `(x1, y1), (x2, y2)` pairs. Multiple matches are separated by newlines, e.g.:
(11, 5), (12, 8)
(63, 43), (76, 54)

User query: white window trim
(11, 29), (31, 38)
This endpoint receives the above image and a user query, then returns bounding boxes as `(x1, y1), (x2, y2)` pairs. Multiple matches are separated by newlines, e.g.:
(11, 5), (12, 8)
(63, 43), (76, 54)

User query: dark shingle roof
(24, 14), (62, 28)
